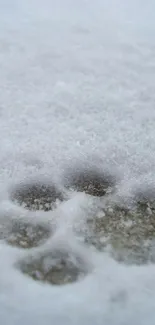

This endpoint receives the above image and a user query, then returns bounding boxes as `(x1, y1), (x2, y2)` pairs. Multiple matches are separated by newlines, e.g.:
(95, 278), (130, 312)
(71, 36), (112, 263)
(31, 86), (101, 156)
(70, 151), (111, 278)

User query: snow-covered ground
(1, 0), (155, 324)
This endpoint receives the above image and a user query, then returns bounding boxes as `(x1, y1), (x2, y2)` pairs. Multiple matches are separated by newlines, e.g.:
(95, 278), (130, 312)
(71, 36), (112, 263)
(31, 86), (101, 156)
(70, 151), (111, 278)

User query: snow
(1, 0), (155, 324)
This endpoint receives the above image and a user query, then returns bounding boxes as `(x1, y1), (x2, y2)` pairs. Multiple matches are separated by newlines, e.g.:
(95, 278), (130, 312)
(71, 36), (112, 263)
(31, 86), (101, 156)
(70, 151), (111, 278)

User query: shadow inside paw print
(7, 220), (52, 249)
(64, 166), (116, 197)
(18, 249), (88, 285)
(10, 181), (65, 211)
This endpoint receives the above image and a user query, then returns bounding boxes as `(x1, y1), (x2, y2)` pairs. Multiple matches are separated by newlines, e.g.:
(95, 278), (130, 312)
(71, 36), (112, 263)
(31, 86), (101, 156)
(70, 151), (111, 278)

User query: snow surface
(1, 0), (155, 324)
